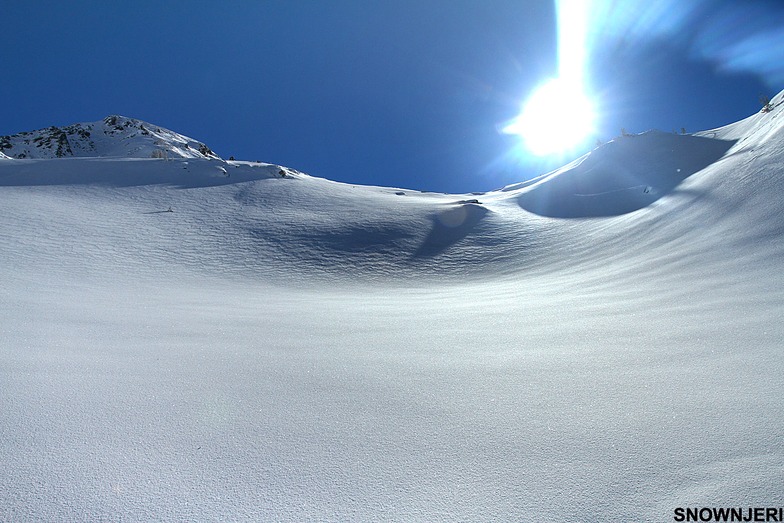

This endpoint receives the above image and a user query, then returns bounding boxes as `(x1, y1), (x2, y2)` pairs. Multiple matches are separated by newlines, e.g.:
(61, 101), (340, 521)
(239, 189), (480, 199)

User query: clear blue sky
(2, 1), (783, 193)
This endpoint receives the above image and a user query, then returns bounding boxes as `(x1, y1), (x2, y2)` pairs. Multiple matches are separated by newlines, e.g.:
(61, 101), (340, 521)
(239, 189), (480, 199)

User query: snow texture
(1, 91), (784, 522)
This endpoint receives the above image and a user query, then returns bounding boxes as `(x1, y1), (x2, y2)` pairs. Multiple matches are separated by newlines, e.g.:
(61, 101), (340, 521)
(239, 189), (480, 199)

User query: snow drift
(1, 91), (783, 522)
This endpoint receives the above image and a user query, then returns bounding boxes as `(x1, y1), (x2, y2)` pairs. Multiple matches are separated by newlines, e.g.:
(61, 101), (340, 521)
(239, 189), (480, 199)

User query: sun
(504, 78), (596, 157)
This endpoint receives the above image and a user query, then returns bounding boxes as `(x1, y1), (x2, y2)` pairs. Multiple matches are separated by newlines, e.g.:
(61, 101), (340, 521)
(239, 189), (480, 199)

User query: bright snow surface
(2, 96), (784, 521)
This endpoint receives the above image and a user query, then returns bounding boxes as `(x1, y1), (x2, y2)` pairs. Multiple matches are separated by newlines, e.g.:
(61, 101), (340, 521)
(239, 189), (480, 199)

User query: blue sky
(3, 1), (783, 193)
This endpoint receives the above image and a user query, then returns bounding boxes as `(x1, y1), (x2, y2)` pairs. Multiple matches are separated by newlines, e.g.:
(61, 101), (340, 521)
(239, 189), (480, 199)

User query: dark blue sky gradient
(2, 1), (781, 193)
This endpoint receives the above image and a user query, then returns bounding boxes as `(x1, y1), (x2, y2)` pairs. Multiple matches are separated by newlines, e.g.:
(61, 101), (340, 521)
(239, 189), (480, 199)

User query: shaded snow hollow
(1, 92), (784, 522)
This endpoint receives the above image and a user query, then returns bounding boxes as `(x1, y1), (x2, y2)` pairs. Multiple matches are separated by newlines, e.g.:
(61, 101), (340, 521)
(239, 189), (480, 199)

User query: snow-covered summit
(0, 115), (221, 160)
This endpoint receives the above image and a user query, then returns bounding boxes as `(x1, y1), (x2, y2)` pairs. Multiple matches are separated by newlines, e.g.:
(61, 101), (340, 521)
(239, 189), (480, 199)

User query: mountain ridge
(0, 115), (220, 160)
(1, 89), (782, 284)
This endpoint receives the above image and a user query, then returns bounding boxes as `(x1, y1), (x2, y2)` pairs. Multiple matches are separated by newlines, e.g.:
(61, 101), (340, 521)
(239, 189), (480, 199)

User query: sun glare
(504, 78), (595, 156)
(503, 0), (596, 157)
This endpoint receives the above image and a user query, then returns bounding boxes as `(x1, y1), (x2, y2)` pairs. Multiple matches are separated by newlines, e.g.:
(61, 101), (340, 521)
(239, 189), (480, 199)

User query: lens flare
(504, 0), (596, 157)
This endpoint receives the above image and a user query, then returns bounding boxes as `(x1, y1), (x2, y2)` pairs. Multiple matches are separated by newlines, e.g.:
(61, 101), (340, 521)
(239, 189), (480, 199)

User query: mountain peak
(0, 116), (221, 160)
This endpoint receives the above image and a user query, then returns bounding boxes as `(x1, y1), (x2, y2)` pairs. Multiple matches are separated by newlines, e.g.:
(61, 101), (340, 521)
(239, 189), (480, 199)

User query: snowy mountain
(0, 115), (220, 160)
(1, 91), (783, 522)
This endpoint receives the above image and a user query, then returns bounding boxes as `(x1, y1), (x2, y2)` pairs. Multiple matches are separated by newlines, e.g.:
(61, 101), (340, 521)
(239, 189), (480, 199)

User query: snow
(1, 93), (784, 521)
(0, 115), (220, 160)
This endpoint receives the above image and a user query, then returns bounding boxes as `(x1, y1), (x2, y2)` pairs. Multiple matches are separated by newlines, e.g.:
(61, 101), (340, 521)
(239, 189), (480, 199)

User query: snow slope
(1, 92), (783, 522)
(0, 115), (220, 160)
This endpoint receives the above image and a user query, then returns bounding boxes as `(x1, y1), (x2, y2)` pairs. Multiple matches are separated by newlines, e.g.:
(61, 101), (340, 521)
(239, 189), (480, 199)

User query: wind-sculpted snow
(0, 157), (293, 188)
(414, 203), (490, 258)
(1, 96), (784, 522)
(515, 131), (736, 217)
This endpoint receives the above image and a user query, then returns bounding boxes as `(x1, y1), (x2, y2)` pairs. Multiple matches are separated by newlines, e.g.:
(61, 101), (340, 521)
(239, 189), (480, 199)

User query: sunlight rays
(503, 0), (596, 157)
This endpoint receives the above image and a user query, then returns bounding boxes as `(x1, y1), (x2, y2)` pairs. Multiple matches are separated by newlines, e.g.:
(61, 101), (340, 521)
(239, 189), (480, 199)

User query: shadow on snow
(413, 203), (489, 258)
(517, 132), (737, 218)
